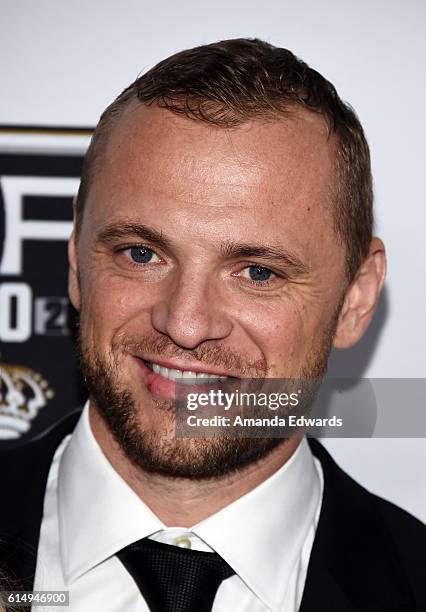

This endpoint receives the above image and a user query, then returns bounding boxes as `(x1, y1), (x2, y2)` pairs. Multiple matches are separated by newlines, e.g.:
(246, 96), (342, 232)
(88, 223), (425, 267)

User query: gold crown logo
(0, 363), (54, 440)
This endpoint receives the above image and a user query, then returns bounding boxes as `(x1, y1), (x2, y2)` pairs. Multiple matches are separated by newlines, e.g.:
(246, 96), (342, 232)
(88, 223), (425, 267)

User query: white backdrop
(1, 0), (425, 521)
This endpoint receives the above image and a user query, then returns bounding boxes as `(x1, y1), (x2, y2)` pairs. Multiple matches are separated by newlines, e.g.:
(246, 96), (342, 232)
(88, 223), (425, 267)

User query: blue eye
(129, 246), (154, 263)
(248, 266), (273, 282)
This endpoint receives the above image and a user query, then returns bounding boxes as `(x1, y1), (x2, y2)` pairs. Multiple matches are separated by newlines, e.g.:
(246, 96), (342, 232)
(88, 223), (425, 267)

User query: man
(1, 38), (425, 612)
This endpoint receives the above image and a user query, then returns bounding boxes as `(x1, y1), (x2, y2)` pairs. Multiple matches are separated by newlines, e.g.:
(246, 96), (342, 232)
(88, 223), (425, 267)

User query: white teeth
(148, 362), (227, 383)
(168, 368), (182, 381)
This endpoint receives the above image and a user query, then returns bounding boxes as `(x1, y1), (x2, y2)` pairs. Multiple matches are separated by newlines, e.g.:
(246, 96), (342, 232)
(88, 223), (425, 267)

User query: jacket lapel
(301, 439), (415, 612)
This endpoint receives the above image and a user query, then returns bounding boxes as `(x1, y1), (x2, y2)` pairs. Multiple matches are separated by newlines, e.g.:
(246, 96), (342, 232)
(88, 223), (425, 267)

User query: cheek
(236, 299), (311, 374)
(234, 280), (341, 376)
(79, 273), (154, 343)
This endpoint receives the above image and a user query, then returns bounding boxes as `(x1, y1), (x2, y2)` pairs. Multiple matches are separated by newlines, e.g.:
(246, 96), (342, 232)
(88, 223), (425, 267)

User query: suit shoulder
(310, 438), (425, 538)
(0, 410), (81, 524)
(309, 438), (426, 602)
(371, 492), (426, 609)
(372, 491), (426, 553)
(0, 409), (81, 465)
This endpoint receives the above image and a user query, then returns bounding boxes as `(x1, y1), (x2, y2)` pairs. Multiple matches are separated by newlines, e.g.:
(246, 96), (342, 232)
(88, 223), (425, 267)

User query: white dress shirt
(33, 404), (323, 612)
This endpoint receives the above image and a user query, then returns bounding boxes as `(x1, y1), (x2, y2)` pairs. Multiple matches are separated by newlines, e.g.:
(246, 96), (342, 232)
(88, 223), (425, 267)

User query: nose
(151, 271), (233, 350)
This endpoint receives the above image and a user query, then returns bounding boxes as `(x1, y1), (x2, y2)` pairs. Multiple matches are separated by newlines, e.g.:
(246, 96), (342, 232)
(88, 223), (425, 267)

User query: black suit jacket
(1, 410), (425, 611)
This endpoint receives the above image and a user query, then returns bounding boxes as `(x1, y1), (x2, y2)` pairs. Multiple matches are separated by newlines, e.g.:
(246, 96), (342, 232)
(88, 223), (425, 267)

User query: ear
(333, 237), (386, 349)
(68, 228), (81, 311)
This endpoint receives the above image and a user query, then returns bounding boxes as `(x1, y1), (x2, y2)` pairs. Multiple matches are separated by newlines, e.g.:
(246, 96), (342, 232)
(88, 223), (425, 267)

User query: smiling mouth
(142, 360), (232, 383)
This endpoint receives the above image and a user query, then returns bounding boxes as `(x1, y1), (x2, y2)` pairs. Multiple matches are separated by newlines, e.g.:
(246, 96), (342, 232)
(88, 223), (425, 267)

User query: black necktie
(116, 537), (235, 612)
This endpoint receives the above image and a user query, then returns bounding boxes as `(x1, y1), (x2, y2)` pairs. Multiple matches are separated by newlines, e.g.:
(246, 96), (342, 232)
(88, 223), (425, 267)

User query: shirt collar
(192, 437), (322, 611)
(59, 403), (322, 610)
(58, 403), (166, 583)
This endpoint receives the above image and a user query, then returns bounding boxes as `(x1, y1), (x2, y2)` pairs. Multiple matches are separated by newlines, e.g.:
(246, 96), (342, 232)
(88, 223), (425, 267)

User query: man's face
(70, 104), (347, 477)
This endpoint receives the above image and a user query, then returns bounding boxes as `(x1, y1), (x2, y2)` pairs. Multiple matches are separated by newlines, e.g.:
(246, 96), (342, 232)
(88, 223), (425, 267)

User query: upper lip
(135, 355), (237, 378)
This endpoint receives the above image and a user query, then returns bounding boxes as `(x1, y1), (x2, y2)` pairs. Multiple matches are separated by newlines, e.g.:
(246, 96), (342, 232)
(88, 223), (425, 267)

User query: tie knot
(117, 537), (235, 612)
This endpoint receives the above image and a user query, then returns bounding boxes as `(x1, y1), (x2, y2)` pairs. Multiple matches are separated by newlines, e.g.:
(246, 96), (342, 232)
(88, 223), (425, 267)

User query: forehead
(86, 104), (339, 263)
(100, 103), (334, 196)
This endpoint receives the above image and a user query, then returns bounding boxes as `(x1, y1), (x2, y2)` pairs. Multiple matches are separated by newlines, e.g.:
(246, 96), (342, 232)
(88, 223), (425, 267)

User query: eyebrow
(96, 222), (172, 251)
(96, 222), (309, 275)
(220, 241), (309, 275)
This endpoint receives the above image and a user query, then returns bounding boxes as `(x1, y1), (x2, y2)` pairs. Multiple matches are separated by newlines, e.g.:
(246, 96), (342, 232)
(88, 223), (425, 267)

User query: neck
(89, 403), (301, 527)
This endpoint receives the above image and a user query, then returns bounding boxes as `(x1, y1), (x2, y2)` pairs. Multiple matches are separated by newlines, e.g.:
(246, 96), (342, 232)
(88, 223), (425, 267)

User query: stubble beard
(78, 319), (337, 480)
